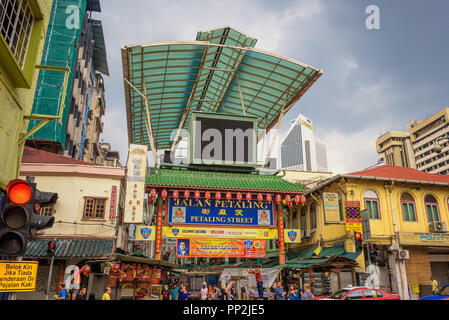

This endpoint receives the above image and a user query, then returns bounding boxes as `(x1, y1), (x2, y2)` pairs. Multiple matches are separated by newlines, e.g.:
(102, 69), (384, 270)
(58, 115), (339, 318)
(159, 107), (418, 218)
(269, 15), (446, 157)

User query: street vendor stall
(106, 253), (177, 300)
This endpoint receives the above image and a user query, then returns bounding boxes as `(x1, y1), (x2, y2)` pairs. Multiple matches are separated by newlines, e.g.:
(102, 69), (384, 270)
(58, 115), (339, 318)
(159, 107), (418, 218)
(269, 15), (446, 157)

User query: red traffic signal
(7, 180), (32, 205)
(355, 232), (362, 240)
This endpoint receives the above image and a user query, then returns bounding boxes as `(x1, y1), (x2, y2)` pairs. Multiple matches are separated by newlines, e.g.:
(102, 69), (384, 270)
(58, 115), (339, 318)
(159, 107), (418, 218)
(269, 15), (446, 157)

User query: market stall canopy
(121, 26), (323, 152)
(112, 253), (177, 269)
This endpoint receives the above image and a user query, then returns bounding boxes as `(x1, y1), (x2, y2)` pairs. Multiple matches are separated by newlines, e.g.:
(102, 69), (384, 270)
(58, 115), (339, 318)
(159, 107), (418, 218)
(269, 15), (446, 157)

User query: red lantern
(205, 191), (211, 200)
(301, 195), (306, 204)
(236, 192), (242, 201)
(288, 202), (293, 209)
(295, 195), (300, 204)
(161, 189), (168, 200)
(194, 191), (200, 200)
(173, 190), (179, 200)
(148, 198), (154, 205)
(276, 194), (282, 204)
(257, 193), (263, 202)
(266, 194), (272, 202)
(81, 264), (92, 276)
(246, 193), (251, 201)
(226, 192), (232, 201)
(112, 262), (121, 272)
(184, 190), (190, 199)
(150, 189), (156, 199)
(216, 192), (221, 200)
(286, 195), (291, 203)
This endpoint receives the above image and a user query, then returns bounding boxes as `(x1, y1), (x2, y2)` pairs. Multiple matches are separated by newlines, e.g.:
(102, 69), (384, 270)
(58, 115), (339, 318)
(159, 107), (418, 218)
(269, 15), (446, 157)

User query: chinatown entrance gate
(121, 26), (322, 267)
(146, 166), (306, 265)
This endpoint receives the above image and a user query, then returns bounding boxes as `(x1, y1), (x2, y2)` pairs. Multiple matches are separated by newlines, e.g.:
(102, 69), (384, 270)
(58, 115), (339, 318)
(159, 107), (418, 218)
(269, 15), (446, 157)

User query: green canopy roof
(122, 26), (322, 151)
(146, 168), (304, 193)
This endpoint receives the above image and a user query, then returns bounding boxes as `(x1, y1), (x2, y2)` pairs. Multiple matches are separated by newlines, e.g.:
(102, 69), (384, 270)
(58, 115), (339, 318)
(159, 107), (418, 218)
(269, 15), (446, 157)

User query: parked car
(419, 285), (449, 300)
(317, 286), (400, 300)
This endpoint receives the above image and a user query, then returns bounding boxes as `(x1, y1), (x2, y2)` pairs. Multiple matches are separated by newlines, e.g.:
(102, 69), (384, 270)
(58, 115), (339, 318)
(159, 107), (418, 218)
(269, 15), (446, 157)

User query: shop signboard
(398, 232), (449, 246)
(0, 261), (38, 292)
(284, 229), (301, 243)
(323, 192), (341, 223)
(163, 226), (276, 239)
(136, 226), (156, 241)
(109, 185), (117, 220)
(168, 197), (274, 227)
(123, 144), (147, 224)
(175, 239), (266, 258)
(344, 201), (362, 232)
(190, 112), (258, 167)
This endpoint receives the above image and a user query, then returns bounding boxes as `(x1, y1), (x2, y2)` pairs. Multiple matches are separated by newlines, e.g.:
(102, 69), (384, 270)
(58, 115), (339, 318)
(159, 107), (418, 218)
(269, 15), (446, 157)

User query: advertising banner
(135, 226), (156, 241)
(398, 232), (449, 246)
(345, 201), (362, 232)
(323, 192), (341, 223)
(168, 197), (274, 227)
(176, 239), (266, 258)
(163, 226), (276, 239)
(123, 144), (147, 224)
(284, 229), (301, 243)
(0, 261), (38, 292)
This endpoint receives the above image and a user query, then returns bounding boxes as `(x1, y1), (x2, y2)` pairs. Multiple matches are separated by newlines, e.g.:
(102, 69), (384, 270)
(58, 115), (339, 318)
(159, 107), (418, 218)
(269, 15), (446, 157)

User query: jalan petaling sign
(399, 232), (449, 246)
(168, 197), (274, 227)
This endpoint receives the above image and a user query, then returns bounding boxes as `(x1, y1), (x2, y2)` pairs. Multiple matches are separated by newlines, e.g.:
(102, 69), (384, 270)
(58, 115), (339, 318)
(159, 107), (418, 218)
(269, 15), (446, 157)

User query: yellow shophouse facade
(289, 165), (449, 300)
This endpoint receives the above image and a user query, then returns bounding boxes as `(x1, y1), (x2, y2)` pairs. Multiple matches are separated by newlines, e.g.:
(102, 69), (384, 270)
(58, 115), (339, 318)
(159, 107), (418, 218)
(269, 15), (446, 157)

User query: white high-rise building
(280, 114), (328, 172)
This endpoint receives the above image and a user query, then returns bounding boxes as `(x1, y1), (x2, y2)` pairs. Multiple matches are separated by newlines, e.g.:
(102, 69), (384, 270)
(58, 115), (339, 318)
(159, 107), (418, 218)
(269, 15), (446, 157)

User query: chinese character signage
(176, 239), (266, 258)
(168, 197), (274, 227)
(345, 201), (362, 232)
(124, 144), (147, 224)
(109, 185), (117, 220)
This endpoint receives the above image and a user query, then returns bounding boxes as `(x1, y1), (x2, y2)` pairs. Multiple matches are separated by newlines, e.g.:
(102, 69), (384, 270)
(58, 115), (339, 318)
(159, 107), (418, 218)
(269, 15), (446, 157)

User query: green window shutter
(408, 203), (416, 222)
(432, 205), (439, 222)
(372, 200), (380, 219)
(402, 203), (409, 221)
(426, 205), (434, 222)
(366, 201), (373, 219)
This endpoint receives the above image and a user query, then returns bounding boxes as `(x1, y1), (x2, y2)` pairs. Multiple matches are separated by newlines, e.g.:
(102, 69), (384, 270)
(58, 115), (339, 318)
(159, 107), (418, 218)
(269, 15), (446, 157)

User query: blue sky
(94, 0), (449, 173)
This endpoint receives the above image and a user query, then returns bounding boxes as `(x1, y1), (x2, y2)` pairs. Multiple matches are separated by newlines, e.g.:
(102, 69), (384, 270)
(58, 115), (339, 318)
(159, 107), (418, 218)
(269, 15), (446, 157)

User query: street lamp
(433, 134), (449, 154)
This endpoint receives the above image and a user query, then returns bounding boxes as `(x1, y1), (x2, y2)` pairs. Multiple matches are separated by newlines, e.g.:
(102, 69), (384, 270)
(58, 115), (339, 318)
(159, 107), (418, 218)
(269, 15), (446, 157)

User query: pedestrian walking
(161, 284), (171, 300)
(102, 287), (111, 300)
(75, 286), (87, 300)
(225, 280), (236, 300)
(179, 283), (189, 300)
(214, 284), (223, 300)
(200, 282), (208, 300)
(170, 282), (181, 300)
(56, 283), (67, 300)
(88, 292), (96, 300)
(301, 284), (315, 300)
(431, 275), (439, 294)
(240, 286), (248, 300)
(287, 284), (299, 300)
(275, 282), (286, 300)
(249, 269), (264, 300)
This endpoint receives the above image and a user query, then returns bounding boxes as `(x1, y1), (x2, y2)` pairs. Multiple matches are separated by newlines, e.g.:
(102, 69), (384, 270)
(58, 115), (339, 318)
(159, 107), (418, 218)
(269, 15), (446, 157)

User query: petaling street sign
(168, 197), (274, 227)
(398, 232), (449, 246)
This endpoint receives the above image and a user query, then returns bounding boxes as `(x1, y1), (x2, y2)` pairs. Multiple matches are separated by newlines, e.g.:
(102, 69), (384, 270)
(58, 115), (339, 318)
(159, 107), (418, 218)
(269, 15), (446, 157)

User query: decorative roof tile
(22, 147), (95, 166)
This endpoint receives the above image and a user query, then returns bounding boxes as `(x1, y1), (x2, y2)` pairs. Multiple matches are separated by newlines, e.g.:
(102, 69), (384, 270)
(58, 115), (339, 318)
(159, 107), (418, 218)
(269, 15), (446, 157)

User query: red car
(318, 286), (400, 300)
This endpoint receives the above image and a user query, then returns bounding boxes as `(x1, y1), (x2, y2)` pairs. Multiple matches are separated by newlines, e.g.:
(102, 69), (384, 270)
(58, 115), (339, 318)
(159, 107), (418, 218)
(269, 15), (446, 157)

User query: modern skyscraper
(280, 114), (328, 172)
(376, 107), (449, 175)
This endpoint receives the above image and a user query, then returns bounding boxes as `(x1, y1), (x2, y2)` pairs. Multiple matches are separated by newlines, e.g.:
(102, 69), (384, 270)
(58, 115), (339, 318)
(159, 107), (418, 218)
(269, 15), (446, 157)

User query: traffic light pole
(45, 255), (55, 300)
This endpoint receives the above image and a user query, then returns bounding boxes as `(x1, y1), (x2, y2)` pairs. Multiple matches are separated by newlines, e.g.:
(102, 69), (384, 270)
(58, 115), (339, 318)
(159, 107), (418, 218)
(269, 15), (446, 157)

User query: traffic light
(47, 240), (55, 257)
(0, 179), (56, 256)
(369, 243), (381, 264)
(354, 232), (363, 252)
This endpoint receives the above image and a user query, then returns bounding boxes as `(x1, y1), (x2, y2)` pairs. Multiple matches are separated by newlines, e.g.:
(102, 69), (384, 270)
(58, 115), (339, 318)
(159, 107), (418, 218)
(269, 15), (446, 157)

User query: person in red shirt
(249, 269), (264, 300)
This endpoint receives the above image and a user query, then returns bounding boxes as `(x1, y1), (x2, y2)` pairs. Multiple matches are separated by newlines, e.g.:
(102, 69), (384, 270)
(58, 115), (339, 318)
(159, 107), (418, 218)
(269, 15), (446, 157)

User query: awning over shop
(273, 255), (358, 270)
(112, 253), (177, 269)
(25, 238), (114, 259)
(146, 167), (304, 193)
(122, 26), (322, 151)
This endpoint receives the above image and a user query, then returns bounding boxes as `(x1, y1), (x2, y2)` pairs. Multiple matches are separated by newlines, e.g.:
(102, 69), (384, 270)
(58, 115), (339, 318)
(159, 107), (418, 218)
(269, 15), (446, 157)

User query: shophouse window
(338, 193), (344, 221)
(40, 205), (55, 217)
(364, 190), (380, 219)
(401, 192), (417, 222)
(83, 197), (106, 220)
(292, 208), (298, 229)
(424, 195), (440, 222)
(309, 203), (317, 230)
(300, 206), (307, 231)
(0, 0), (34, 68)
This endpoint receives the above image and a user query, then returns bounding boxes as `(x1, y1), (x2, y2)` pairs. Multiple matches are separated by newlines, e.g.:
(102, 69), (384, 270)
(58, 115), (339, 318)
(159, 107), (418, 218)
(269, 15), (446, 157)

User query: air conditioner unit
(398, 249), (409, 260)
(429, 221), (448, 233)
(300, 230), (305, 238)
(305, 230), (312, 238)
